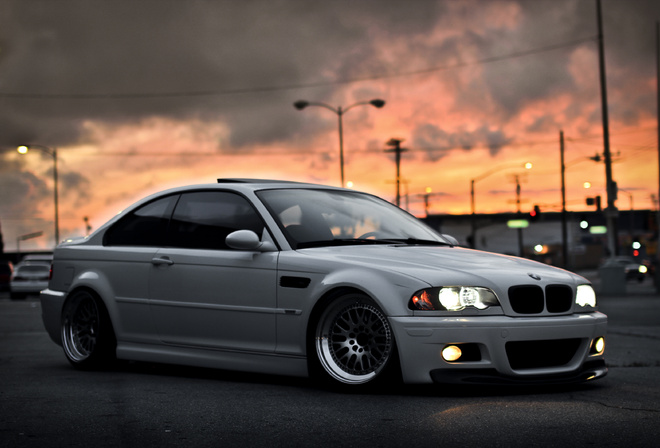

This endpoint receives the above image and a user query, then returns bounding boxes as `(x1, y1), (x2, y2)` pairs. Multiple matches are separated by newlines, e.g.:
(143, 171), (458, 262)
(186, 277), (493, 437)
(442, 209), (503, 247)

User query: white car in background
(40, 179), (607, 387)
(10, 262), (50, 300)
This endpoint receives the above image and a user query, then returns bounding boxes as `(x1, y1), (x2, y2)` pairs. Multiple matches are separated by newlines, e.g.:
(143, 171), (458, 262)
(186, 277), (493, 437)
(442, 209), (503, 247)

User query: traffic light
(632, 240), (641, 258)
(586, 196), (602, 211)
(530, 205), (540, 222)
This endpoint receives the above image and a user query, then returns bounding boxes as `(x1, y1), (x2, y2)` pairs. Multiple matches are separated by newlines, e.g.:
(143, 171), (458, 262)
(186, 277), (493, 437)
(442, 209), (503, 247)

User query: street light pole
(294, 99), (385, 187)
(337, 106), (345, 187)
(514, 174), (524, 257)
(596, 0), (618, 257)
(17, 144), (60, 246)
(560, 131), (569, 268)
(470, 162), (532, 249)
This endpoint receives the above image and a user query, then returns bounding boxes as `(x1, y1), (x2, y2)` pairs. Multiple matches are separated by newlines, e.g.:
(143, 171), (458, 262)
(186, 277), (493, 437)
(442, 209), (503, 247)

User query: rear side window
(104, 195), (178, 246)
(168, 192), (263, 250)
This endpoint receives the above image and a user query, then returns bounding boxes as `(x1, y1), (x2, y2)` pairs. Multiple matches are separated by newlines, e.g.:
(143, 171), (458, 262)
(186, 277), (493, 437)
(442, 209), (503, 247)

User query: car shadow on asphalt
(80, 358), (608, 398)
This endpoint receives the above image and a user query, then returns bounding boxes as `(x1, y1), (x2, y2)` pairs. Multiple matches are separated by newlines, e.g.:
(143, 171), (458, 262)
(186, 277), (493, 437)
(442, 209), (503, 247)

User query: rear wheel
(61, 290), (116, 369)
(313, 294), (396, 386)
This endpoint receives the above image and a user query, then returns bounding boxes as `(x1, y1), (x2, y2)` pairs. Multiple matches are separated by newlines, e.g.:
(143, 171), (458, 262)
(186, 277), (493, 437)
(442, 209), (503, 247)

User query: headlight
(410, 287), (500, 311)
(576, 284), (597, 308)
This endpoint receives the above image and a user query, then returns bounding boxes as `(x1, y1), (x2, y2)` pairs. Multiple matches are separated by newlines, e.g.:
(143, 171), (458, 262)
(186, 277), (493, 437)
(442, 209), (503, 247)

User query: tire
(312, 293), (397, 387)
(61, 290), (116, 369)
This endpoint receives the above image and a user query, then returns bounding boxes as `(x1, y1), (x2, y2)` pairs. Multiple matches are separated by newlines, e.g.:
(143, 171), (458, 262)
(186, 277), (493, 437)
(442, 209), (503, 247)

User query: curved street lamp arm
(472, 161), (531, 184)
(343, 99), (386, 114)
(342, 101), (372, 114)
(294, 99), (385, 115)
(297, 101), (339, 114)
(18, 144), (56, 158)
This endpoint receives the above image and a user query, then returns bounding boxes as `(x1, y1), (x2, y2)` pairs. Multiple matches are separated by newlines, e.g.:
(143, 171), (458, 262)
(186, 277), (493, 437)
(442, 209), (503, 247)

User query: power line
(0, 36), (597, 100)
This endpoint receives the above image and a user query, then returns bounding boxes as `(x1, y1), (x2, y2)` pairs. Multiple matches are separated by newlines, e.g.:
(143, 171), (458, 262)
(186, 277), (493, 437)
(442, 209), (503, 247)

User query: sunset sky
(1, 0), (659, 251)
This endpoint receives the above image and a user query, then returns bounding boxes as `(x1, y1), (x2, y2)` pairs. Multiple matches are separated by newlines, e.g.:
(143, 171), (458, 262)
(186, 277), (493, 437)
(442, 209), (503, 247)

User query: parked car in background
(40, 179), (607, 388)
(10, 262), (50, 299)
(20, 254), (53, 265)
(0, 260), (13, 292)
(611, 256), (647, 282)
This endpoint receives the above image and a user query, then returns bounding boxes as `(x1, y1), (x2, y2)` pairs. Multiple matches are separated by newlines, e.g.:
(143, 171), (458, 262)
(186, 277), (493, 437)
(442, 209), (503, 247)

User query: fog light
(442, 345), (462, 362)
(591, 337), (605, 355)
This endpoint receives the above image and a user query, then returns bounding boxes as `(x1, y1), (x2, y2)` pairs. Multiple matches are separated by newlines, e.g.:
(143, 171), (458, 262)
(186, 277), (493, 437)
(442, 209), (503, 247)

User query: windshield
(257, 188), (449, 249)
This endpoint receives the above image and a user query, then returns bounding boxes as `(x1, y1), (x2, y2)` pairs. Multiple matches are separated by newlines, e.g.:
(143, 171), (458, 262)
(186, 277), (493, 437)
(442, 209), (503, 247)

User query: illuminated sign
(507, 219), (529, 229)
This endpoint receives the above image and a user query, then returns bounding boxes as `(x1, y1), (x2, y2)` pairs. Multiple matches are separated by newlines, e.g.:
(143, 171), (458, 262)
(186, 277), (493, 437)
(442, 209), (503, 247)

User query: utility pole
(515, 174), (524, 257)
(560, 131), (569, 268)
(656, 21), (660, 290)
(596, 0), (618, 257)
(385, 138), (408, 207)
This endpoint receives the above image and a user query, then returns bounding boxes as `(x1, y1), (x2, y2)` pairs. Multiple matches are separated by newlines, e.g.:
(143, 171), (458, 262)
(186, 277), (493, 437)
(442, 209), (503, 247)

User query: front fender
(311, 267), (428, 317)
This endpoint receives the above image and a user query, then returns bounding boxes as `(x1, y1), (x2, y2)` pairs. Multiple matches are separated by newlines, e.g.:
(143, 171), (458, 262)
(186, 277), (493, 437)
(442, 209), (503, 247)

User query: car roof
(215, 178), (342, 190)
(141, 179), (344, 199)
(216, 178), (304, 184)
(22, 254), (54, 262)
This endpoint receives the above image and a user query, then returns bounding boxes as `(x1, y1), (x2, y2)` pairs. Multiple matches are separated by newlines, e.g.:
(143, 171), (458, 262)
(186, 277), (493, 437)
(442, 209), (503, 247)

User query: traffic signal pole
(560, 131), (569, 268)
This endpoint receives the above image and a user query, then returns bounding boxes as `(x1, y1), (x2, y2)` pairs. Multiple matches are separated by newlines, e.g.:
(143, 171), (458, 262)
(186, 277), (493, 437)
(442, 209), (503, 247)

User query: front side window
(104, 195), (178, 246)
(168, 191), (264, 250)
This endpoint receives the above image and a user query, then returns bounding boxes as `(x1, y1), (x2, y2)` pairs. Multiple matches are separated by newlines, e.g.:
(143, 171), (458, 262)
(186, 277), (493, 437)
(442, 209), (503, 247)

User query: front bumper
(430, 359), (607, 385)
(390, 312), (608, 384)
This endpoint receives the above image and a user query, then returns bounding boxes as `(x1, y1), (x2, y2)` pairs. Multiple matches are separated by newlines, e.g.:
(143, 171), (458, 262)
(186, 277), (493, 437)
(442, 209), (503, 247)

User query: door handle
(151, 256), (174, 266)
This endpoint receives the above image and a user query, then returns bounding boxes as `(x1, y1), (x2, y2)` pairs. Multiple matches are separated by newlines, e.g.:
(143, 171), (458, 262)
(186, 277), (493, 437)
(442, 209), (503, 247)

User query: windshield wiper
(296, 238), (398, 249)
(295, 238), (452, 249)
(384, 238), (453, 246)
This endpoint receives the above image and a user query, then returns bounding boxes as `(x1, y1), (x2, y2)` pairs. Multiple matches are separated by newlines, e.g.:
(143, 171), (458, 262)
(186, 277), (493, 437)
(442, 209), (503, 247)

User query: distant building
(422, 209), (657, 270)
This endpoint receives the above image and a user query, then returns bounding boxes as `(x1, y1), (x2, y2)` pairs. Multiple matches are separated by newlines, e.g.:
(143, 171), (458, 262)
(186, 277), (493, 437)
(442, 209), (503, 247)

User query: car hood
(296, 245), (585, 289)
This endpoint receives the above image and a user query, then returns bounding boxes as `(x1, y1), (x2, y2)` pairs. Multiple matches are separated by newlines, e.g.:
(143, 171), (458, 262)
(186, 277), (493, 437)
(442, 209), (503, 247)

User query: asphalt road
(1, 279), (659, 448)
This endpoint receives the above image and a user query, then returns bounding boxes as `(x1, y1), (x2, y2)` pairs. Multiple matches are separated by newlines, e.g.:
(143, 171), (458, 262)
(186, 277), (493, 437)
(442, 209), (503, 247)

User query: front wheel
(61, 290), (116, 369)
(313, 294), (397, 386)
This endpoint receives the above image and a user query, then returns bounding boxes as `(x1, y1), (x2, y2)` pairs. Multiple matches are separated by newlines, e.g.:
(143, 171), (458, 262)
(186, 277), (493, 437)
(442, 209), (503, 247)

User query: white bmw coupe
(41, 179), (607, 387)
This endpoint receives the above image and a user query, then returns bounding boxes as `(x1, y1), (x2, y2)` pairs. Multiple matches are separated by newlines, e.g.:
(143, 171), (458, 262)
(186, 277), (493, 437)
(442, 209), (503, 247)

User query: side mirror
(441, 234), (460, 247)
(226, 230), (276, 252)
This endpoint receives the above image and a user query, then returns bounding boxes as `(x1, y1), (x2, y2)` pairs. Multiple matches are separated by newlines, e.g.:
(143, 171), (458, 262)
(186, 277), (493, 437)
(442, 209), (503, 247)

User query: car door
(148, 191), (278, 352)
(102, 194), (179, 342)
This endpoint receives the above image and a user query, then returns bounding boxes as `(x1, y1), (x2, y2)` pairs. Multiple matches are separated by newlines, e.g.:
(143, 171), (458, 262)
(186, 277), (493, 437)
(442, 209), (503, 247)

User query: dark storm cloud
(420, 0), (659, 128)
(55, 169), (91, 208)
(412, 123), (514, 160)
(0, 0), (442, 150)
(0, 0), (658, 152)
(0, 159), (50, 216)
